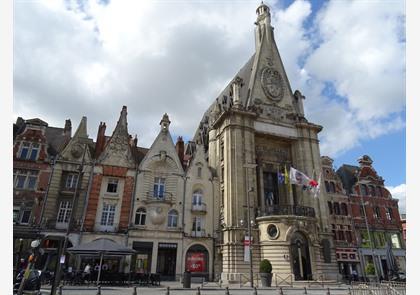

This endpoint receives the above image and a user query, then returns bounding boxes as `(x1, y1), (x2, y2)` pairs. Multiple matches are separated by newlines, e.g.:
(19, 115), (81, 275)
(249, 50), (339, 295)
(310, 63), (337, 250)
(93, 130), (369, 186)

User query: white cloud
(13, 0), (405, 158)
(387, 184), (406, 214)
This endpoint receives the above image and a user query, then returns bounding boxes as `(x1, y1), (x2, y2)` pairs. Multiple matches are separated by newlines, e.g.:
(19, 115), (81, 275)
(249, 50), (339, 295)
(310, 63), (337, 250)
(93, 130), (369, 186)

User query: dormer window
(18, 142), (40, 161)
(153, 177), (165, 199)
(107, 178), (119, 193)
(65, 173), (78, 190)
(29, 144), (39, 160)
(19, 142), (30, 159)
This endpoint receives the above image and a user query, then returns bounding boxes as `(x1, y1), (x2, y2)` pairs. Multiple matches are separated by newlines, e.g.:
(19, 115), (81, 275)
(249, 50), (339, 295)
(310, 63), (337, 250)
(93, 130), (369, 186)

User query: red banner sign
(186, 252), (205, 272)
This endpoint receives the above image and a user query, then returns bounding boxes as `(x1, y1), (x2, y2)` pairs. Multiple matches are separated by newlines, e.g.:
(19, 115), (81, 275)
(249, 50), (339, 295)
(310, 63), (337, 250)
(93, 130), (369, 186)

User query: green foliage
(259, 259), (272, 273)
(365, 263), (376, 275)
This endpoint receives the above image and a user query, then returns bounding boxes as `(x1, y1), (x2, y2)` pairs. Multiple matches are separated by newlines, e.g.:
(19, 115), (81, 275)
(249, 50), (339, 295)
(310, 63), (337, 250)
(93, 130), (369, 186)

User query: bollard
(304, 286), (307, 294)
(58, 285), (63, 295)
(196, 286), (201, 295)
(278, 287), (284, 295)
(133, 286), (137, 295)
(225, 286), (230, 295)
(253, 286), (258, 295)
(96, 285), (101, 295)
(326, 287), (331, 295)
(166, 286), (170, 295)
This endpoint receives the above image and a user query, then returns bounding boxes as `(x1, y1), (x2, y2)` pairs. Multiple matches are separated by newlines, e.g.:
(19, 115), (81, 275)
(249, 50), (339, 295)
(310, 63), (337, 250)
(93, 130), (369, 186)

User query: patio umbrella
(386, 240), (399, 278)
(67, 238), (137, 285)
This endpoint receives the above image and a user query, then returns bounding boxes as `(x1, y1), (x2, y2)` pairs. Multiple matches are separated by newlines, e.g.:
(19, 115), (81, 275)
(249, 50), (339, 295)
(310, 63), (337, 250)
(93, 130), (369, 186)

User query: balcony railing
(257, 205), (316, 218)
(191, 229), (206, 237)
(191, 203), (207, 213)
(143, 191), (175, 204)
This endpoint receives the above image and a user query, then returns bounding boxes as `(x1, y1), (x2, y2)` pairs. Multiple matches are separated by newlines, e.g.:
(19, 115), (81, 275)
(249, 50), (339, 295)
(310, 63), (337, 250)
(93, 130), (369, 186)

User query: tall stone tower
(195, 3), (339, 282)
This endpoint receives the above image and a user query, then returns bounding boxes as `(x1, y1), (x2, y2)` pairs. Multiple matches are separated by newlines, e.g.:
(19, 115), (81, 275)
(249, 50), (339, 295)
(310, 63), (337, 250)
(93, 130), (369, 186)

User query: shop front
(185, 244), (209, 281)
(336, 248), (360, 281)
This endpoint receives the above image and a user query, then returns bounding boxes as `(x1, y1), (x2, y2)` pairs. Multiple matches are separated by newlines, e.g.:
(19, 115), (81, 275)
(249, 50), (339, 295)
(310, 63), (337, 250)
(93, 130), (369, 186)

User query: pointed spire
(73, 116), (88, 138)
(160, 113), (171, 132)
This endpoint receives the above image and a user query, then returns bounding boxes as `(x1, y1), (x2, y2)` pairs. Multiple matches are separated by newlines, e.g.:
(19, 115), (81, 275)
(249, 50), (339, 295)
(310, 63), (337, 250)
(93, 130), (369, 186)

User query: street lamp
(358, 180), (380, 282)
(243, 163), (257, 288)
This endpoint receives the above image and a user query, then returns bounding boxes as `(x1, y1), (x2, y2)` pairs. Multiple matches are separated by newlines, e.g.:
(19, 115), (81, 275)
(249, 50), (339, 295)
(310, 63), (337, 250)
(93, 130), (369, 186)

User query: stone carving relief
(149, 207), (165, 225)
(261, 67), (284, 101)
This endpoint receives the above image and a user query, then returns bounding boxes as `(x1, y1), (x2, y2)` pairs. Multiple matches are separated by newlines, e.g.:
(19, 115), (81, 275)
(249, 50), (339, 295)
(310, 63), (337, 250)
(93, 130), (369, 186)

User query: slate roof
(193, 54), (255, 143)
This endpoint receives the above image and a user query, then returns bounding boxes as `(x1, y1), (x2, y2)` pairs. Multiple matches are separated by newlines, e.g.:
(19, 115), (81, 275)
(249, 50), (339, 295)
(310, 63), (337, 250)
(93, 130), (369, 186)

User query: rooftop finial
(160, 113), (171, 132)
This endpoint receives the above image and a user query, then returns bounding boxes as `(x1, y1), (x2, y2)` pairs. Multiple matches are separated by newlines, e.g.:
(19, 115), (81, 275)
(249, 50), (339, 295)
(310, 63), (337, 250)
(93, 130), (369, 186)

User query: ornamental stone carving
(149, 207), (165, 225)
(261, 67), (284, 101)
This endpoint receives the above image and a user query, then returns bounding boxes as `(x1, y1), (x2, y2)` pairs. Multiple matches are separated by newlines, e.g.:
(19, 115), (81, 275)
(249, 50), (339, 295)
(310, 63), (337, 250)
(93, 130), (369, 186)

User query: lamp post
(358, 180), (380, 282)
(15, 238), (24, 279)
(243, 163), (257, 288)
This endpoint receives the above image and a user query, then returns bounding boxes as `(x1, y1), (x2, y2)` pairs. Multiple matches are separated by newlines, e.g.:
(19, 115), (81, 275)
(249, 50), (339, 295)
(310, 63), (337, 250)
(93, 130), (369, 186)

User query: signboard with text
(186, 252), (205, 272)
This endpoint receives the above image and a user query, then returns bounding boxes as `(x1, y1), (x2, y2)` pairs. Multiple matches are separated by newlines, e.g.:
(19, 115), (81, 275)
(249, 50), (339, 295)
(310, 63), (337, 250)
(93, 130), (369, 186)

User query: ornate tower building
(195, 3), (339, 281)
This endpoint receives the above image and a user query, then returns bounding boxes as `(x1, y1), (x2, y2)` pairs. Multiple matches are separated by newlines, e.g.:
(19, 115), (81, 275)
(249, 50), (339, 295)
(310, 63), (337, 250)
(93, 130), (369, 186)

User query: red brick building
(13, 117), (70, 270)
(337, 155), (405, 279)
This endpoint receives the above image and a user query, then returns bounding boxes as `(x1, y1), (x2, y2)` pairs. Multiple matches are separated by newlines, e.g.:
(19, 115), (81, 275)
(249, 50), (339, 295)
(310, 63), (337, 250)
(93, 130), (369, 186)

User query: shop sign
(186, 252), (205, 272)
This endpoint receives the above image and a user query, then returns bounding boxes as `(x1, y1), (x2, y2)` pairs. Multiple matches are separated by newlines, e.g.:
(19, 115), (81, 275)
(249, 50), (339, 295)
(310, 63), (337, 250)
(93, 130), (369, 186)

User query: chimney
(133, 134), (138, 148)
(175, 136), (185, 167)
(95, 122), (107, 158)
(64, 119), (72, 137)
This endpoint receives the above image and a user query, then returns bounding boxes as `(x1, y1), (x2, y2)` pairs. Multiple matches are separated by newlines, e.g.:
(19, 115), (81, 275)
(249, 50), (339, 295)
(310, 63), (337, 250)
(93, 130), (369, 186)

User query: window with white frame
(13, 169), (38, 190)
(20, 209), (32, 224)
(65, 173), (78, 190)
(134, 207), (146, 225)
(192, 216), (202, 232)
(100, 203), (116, 226)
(106, 178), (119, 193)
(386, 207), (393, 220)
(56, 201), (72, 223)
(192, 190), (203, 206)
(167, 209), (178, 228)
(373, 206), (381, 219)
(153, 177), (165, 199)
(18, 142), (40, 161)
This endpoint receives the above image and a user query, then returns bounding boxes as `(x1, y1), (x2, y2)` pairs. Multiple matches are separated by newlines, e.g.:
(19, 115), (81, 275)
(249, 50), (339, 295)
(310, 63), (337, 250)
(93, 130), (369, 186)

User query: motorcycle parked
(13, 269), (42, 294)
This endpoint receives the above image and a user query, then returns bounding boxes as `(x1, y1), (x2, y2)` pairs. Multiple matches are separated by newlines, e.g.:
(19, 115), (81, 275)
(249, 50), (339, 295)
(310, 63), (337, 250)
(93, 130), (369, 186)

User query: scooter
(13, 269), (42, 294)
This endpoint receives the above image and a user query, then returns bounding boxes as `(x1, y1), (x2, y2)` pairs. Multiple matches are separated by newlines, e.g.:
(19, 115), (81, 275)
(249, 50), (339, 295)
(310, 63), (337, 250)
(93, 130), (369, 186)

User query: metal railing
(257, 205), (316, 218)
(144, 191), (175, 204)
(273, 273), (293, 287)
(351, 281), (406, 295)
(191, 203), (207, 213)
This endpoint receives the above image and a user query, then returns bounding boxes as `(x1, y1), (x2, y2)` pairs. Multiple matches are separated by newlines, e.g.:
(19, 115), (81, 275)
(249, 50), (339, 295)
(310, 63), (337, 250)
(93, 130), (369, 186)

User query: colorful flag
(312, 174), (322, 198)
(289, 167), (312, 187)
(277, 171), (285, 184)
(284, 165), (292, 193)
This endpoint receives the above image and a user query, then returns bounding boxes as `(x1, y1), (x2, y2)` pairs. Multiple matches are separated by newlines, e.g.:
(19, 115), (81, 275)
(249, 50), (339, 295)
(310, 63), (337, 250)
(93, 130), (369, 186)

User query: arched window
(167, 209), (178, 228)
(197, 167), (202, 178)
(192, 190), (203, 206)
(135, 207), (146, 225)
(324, 181), (330, 193)
(340, 203), (348, 216)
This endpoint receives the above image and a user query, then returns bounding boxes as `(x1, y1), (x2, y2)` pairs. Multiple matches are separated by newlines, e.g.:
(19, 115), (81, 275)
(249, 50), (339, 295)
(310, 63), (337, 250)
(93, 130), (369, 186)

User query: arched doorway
(290, 232), (312, 280)
(185, 244), (209, 280)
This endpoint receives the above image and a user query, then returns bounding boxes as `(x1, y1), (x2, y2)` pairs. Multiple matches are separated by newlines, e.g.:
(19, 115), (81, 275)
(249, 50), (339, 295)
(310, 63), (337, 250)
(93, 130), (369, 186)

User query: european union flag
(277, 171), (285, 184)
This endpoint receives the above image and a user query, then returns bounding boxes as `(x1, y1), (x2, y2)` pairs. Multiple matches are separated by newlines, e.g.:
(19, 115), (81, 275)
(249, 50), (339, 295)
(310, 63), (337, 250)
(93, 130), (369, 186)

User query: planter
(260, 273), (272, 287)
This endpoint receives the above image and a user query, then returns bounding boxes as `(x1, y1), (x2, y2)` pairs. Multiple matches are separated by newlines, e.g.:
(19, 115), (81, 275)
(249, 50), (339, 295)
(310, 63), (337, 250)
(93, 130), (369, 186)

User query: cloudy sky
(13, 0), (406, 212)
